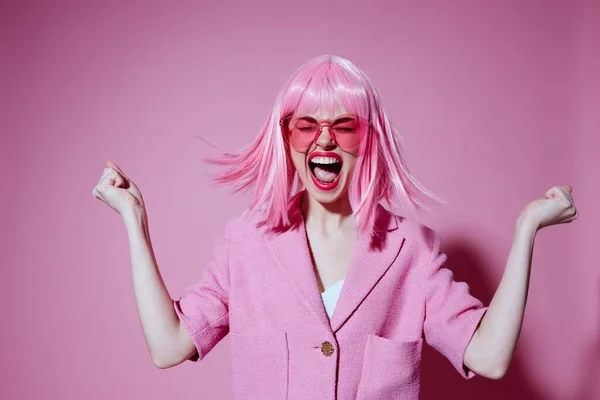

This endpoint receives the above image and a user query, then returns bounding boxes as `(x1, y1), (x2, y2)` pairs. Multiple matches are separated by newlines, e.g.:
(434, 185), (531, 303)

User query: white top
(321, 279), (345, 319)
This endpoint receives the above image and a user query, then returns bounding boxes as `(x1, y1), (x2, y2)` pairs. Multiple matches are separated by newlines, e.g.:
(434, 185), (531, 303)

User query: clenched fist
(92, 161), (145, 216)
(518, 185), (578, 231)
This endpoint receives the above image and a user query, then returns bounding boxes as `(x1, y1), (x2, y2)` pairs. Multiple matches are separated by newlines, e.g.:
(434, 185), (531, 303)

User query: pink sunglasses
(280, 114), (370, 153)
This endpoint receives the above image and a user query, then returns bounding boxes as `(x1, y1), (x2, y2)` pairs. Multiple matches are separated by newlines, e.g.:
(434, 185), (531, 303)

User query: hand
(517, 185), (578, 231)
(92, 161), (145, 217)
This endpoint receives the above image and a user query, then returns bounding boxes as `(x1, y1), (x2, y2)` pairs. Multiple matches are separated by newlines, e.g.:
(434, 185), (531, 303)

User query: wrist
(516, 214), (538, 237)
(122, 207), (148, 230)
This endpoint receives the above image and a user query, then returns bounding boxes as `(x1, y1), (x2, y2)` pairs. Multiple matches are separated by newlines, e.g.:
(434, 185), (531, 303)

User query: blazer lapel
(264, 193), (331, 330)
(263, 192), (406, 333)
(329, 205), (406, 333)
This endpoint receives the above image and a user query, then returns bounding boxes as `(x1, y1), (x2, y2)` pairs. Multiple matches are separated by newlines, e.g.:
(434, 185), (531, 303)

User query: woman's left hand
(517, 185), (578, 231)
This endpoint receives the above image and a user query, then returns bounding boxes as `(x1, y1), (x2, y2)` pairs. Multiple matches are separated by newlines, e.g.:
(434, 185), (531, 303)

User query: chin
(305, 181), (349, 204)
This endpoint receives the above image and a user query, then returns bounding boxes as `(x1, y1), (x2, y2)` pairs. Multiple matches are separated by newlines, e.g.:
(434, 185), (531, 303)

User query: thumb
(107, 171), (126, 188)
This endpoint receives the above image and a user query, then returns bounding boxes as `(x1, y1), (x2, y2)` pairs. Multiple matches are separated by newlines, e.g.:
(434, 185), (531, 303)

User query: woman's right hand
(92, 161), (145, 217)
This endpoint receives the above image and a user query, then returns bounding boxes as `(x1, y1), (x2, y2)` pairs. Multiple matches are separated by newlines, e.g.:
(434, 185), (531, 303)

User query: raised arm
(464, 185), (578, 378)
(93, 161), (195, 368)
(123, 209), (197, 368)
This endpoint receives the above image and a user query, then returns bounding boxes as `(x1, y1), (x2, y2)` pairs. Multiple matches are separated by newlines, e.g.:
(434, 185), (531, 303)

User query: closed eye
(334, 127), (355, 133)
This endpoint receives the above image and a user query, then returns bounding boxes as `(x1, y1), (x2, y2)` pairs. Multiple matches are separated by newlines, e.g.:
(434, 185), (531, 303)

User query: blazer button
(321, 341), (335, 357)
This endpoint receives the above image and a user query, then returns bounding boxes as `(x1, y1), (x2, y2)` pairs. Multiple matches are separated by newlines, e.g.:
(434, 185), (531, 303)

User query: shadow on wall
(572, 278), (600, 400)
(419, 241), (545, 400)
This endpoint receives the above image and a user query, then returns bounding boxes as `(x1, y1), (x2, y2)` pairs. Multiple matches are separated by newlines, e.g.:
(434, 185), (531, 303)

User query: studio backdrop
(1, 1), (598, 399)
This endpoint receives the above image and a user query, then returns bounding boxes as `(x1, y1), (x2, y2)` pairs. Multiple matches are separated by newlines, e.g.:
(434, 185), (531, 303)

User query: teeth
(310, 156), (340, 165)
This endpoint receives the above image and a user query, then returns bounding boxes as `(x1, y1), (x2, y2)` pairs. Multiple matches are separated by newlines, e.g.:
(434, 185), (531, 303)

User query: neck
(300, 191), (355, 236)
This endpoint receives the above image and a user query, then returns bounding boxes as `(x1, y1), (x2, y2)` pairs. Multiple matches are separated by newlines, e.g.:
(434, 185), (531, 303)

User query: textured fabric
(321, 280), (345, 319)
(173, 191), (488, 400)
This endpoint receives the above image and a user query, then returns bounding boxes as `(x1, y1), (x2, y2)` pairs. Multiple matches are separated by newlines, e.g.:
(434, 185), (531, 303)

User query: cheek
(343, 156), (358, 177)
(290, 150), (307, 174)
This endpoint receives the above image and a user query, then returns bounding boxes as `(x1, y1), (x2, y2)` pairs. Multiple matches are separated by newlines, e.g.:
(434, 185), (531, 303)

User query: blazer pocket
(230, 331), (289, 400)
(356, 335), (422, 400)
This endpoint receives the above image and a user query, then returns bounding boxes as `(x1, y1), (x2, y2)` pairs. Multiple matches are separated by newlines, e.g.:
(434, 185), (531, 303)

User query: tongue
(313, 166), (338, 183)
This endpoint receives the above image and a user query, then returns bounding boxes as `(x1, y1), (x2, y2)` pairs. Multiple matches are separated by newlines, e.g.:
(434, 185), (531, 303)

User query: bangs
(281, 57), (371, 120)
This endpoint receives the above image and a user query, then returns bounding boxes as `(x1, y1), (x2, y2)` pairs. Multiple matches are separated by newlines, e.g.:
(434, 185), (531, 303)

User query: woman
(92, 55), (578, 399)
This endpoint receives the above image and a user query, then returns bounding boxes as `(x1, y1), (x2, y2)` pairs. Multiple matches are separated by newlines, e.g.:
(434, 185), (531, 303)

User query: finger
(105, 160), (125, 177)
(126, 178), (141, 196)
(556, 206), (576, 224)
(92, 184), (110, 202)
(557, 186), (574, 204)
(106, 170), (126, 187)
(105, 160), (128, 179)
(559, 205), (576, 219)
(545, 186), (562, 199)
(545, 185), (572, 204)
(100, 167), (125, 189)
(113, 173), (126, 187)
(563, 211), (578, 223)
(96, 169), (111, 189)
(563, 185), (574, 202)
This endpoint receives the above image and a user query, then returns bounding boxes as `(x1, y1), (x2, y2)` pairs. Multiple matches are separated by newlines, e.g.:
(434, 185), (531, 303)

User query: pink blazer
(174, 192), (488, 399)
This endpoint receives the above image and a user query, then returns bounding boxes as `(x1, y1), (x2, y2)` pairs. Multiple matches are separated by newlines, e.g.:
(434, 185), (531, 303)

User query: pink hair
(208, 55), (444, 235)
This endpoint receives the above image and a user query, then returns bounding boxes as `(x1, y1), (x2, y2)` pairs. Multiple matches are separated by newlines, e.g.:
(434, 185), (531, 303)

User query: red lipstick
(307, 151), (343, 192)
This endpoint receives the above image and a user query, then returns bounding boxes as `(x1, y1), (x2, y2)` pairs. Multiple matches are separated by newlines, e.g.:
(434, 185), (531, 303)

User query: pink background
(1, 1), (598, 399)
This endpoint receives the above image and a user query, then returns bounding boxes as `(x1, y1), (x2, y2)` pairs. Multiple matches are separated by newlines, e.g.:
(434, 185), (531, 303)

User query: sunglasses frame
(279, 113), (371, 153)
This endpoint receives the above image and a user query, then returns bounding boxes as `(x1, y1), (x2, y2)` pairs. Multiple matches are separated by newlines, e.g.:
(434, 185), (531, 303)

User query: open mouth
(307, 152), (343, 190)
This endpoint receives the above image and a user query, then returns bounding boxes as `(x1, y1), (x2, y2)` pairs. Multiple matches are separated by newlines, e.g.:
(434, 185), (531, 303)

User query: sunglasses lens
(290, 120), (318, 149)
(331, 120), (363, 150)
(285, 115), (367, 152)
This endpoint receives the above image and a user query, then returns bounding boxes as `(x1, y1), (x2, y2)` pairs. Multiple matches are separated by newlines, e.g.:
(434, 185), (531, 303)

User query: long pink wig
(209, 55), (444, 235)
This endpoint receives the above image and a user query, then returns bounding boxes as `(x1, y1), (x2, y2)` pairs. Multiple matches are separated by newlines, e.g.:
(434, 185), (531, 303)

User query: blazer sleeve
(423, 229), (488, 379)
(172, 222), (232, 362)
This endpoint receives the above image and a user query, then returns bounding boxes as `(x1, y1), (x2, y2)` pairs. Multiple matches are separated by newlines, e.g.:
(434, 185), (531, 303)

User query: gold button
(321, 341), (334, 357)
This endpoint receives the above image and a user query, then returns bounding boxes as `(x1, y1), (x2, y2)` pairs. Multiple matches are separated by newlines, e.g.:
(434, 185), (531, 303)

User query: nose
(315, 126), (336, 150)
